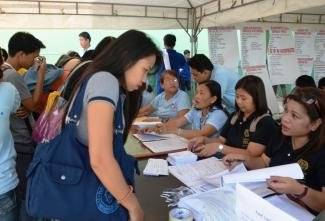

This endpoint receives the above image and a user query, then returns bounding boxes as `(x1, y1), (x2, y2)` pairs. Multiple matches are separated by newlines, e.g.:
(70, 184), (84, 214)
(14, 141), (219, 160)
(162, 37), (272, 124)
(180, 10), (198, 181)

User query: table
(134, 160), (183, 221)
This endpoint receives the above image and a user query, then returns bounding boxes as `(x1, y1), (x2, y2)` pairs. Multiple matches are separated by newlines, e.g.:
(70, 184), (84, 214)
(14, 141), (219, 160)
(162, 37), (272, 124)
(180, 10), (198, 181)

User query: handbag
(25, 75), (138, 221)
(32, 91), (67, 143)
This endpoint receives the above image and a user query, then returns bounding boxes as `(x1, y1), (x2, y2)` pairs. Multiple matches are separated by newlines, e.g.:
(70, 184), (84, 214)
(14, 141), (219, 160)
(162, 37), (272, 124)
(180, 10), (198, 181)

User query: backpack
(230, 112), (271, 133)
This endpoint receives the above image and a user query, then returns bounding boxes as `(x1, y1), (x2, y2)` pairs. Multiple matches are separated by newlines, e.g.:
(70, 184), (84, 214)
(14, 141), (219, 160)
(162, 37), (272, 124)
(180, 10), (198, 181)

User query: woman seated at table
(154, 80), (228, 139)
(137, 70), (190, 121)
(224, 87), (325, 214)
(189, 75), (278, 157)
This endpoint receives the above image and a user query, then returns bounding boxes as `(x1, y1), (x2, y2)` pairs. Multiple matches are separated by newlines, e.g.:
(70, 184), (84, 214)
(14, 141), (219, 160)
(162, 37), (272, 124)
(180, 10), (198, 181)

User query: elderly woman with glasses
(138, 69), (191, 121)
(224, 87), (325, 214)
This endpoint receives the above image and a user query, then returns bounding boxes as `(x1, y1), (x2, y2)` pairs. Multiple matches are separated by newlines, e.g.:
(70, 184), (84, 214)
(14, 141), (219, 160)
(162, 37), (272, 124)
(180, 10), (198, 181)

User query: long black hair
(64, 30), (161, 142)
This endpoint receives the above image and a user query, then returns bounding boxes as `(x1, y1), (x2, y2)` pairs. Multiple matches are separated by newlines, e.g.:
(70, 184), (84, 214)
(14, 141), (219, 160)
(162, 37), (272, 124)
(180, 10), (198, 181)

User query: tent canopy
(0, 0), (324, 53)
(0, 0), (324, 29)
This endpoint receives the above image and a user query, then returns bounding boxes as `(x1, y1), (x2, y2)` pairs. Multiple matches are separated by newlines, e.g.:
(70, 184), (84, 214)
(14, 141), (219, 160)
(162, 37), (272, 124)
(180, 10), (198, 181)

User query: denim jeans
(0, 189), (18, 221)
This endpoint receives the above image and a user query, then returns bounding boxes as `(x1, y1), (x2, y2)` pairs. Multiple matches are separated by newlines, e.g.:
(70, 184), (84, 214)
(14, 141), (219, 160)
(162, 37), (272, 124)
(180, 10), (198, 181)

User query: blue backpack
(25, 75), (138, 221)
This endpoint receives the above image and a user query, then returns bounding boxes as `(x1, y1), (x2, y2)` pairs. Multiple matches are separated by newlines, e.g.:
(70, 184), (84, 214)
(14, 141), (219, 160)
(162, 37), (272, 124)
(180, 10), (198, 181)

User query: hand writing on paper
(222, 153), (246, 170)
(266, 176), (305, 195)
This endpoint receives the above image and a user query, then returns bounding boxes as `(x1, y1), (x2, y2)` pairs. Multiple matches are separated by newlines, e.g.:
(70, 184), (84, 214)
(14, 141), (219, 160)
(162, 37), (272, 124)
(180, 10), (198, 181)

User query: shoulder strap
(230, 112), (240, 125)
(65, 75), (92, 124)
(249, 113), (271, 133)
(1, 64), (12, 72)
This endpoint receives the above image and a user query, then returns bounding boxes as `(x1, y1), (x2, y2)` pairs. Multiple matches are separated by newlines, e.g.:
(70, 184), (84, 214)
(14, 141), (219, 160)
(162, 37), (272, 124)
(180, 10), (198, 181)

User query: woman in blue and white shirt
(156, 80), (228, 139)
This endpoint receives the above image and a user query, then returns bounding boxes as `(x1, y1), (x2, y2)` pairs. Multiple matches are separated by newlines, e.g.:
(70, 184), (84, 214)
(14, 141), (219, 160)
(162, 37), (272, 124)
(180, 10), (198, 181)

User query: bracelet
(292, 185), (308, 200)
(177, 128), (182, 136)
(117, 185), (133, 204)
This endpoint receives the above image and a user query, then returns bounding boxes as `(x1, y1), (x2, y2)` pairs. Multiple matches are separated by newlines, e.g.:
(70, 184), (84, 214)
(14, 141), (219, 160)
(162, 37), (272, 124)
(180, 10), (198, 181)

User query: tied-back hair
(63, 30), (161, 143)
(199, 80), (223, 111)
(235, 75), (269, 117)
(285, 87), (325, 155)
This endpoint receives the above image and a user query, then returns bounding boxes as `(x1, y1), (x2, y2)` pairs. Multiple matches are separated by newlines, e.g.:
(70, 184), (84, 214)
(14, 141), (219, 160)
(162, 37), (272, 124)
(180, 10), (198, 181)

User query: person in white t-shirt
(79, 31), (92, 57)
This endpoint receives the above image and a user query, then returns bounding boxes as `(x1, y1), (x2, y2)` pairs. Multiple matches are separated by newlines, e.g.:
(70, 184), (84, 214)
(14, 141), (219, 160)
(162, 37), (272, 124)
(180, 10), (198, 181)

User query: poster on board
(267, 26), (299, 85)
(295, 28), (316, 77)
(208, 26), (239, 73)
(241, 26), (279, 114)
(315, 29), (325, 84)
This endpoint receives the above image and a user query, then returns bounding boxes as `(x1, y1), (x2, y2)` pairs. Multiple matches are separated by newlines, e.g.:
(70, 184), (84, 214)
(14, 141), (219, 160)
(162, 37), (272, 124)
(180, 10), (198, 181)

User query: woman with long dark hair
(63, 30), (161, 220)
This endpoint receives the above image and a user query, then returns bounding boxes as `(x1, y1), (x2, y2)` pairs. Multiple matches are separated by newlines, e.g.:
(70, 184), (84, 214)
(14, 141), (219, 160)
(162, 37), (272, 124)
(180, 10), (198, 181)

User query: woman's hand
(155, 123), (177, 134)
(125, 193), (144, 221)
(188, 136), (207, 151)
(266, 176), (306, 195)
(194, 143), (218, 157)
(222, 153), (246, 170)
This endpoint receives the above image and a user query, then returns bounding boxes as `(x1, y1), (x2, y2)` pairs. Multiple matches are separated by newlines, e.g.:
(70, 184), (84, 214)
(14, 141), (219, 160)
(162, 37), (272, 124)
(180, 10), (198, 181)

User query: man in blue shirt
(189, 54), (240, 114)
(156, 34), (189, 93)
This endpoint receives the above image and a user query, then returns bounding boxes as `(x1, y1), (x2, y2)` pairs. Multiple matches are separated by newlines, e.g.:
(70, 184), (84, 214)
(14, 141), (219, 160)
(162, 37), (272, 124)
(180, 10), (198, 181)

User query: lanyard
(199, 113), (208, 129)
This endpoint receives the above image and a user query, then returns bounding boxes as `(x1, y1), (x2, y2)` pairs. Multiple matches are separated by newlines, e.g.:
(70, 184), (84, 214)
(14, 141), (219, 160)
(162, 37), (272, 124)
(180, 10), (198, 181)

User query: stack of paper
(132, 118), (161, 129)
(143, 158), (169, 176)
(167, 151), (198, 165)
(221, 163), (304, 186)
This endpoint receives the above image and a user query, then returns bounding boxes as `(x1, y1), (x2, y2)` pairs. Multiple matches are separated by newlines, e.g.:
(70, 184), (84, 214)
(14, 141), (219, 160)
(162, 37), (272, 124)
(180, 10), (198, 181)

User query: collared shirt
(210, 65), (240, 114)
(0, 82), (20, 194)
(267, 133), (325, 192)
(150, 90), (190, 119)
(184, 107), (228, 138)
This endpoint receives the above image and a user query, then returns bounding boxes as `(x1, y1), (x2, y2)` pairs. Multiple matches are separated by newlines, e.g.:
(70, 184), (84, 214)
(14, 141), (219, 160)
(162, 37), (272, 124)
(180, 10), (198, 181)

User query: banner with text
(241, 26), (279, 114)
(315, 29), (325, 84)
(295, 28), (315, 77)
(267, 26), (299, 85)
(208, 26), (239, 73)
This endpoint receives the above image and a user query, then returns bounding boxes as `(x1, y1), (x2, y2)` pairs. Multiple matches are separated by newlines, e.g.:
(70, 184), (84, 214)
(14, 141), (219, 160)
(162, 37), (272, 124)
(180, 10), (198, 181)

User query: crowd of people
(0, 30), (325, 221)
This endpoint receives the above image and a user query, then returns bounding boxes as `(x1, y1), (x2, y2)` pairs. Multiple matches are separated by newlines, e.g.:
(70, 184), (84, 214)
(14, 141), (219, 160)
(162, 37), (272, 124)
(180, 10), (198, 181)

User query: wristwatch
(217, 144), (224, 154)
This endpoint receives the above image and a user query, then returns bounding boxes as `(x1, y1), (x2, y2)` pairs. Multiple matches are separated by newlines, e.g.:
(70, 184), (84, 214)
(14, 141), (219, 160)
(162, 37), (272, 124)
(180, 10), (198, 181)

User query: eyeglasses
(165, 79), (178, 84)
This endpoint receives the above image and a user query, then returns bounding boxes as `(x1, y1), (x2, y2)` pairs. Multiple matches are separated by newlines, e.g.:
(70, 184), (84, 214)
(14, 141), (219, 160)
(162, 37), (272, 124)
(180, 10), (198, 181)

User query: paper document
(202, 163), (247, 189)
(222, 163), (304, 185)
(169, 157), (229, 192)
(166, 150), (198, 165)
(178, 186), (237, 221)
(132, 121), (161, 128)
(143, 134), (188, 153)
(266, 194), (315, 220)
(133, 133), (167, 142)
(236, 183), (314, 221)
(143, 158), (169, 176)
